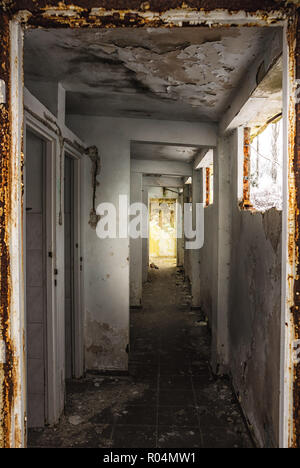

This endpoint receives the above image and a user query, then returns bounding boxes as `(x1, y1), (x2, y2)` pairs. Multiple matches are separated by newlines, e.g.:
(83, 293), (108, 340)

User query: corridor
(28, 259), (252, 448)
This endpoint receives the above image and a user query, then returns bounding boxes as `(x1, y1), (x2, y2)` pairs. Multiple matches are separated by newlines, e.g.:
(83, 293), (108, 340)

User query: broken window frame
(240, 119), (283, 212)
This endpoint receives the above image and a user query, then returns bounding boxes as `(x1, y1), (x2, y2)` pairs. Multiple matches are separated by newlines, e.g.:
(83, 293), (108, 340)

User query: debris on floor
(28, 258), (252, 448)
(194, 320), (208, 327)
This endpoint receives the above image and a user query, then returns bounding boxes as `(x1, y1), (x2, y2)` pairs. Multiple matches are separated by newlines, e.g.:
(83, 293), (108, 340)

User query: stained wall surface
(228, 130), (282, 447)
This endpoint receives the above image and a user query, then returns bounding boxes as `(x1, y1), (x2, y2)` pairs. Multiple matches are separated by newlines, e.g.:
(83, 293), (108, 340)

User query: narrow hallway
(28, 260), (252, 448)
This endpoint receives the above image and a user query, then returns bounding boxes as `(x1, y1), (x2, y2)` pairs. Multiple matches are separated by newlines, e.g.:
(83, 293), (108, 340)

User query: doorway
(64, 152), (82, 380)
(64, 154), (75, 379)
(25, 129), (48, 428)
(149, 198), (177, 265)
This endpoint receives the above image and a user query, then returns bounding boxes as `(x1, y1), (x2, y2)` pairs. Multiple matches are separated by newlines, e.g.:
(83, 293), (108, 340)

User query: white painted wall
(190, 168), (202, 308)
(130, 172), (143, 307)
(142, 187), (149, 284)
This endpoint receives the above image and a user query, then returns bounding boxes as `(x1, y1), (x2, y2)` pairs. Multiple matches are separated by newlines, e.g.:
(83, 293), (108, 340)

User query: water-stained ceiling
(131, 142), (201, 162)
(24, 27), (279, 122)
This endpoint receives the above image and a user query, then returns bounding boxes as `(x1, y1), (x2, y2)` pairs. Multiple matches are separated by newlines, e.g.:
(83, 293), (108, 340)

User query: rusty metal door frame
(279, 19), (296, 449)
(0, 4), (298, 448)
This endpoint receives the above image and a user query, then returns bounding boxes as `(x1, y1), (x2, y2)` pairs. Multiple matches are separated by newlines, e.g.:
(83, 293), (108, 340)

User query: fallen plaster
(28, 374), (149, 448)
(27, 260), (252, 448)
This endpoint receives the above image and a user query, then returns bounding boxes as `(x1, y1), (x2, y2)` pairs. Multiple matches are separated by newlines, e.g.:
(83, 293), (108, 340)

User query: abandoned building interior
(1, 2), (300, 450)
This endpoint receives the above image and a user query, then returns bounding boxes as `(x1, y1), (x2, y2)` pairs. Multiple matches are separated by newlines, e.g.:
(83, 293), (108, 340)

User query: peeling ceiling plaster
(24, 27), (279, 122)
(131, 142), (200, 162)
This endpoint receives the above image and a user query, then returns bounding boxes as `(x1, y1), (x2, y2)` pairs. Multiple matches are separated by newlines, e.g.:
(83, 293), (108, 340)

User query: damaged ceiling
(24, 27), (280, 122)
(131, 142), (200, 162)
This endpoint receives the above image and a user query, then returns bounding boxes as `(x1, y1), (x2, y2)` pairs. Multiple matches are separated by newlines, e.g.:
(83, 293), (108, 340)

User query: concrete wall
(68, 119), (131, 371)
(67, 115), (217, 370)
(199, 204), (215, 324)
(183, 184), (192, 283)
(142, 187), (149, 284)
(130, 172), (143, 307)
(227, 129), (282, 448)
(193, 128), (282, 446)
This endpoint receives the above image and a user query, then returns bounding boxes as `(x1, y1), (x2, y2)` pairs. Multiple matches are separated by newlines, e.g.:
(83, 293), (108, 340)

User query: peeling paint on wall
(85, 146), (101, 229)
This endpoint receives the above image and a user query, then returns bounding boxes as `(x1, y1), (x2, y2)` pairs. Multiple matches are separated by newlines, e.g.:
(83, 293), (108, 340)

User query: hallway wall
(67, 115), (217, 371)
(198, 204), (215, 324)
(192, 128), (282, 447)
(228, 129), (282, 448)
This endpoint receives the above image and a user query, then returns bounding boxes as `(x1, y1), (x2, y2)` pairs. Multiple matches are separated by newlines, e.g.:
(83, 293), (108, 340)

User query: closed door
(25, 129), (47, 428)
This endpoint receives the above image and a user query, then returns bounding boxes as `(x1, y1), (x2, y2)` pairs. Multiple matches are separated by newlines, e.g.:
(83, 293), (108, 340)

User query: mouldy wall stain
(229, 207), (282, 447)
(85, 315), (128, 371)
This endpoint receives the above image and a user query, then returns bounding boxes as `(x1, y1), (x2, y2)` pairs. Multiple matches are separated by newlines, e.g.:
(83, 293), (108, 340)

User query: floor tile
(112, 425), (156, 448)
(159, 390), (195, 407)
(158, 406), (199, 427)
(157, 426), (202, 448)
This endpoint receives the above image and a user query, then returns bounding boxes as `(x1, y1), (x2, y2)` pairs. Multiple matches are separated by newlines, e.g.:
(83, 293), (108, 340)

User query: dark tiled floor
(28, 258), (253, 448)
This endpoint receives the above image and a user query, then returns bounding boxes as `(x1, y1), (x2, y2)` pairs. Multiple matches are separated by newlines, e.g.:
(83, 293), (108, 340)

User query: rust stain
(290, 12), (300, 449)
(205, 167), (210, 207)
(0, 1), (293, 28)
(1, 0), (296, 14)
(241, 127), (253, 210)
(0, 13), (16, 448)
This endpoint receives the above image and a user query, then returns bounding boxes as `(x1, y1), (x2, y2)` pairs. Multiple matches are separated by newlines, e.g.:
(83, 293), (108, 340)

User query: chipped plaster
(24, 27), (279, 122)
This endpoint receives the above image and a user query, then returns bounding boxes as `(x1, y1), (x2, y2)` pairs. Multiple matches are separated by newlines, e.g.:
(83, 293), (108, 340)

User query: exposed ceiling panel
(24, 27), (279, 122)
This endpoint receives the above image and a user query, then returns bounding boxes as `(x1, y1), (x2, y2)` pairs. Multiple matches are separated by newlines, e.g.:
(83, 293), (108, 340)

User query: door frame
(2, 7), (298, 447)
(24, 111), (57, 426)
(64, 143), (84, 379)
